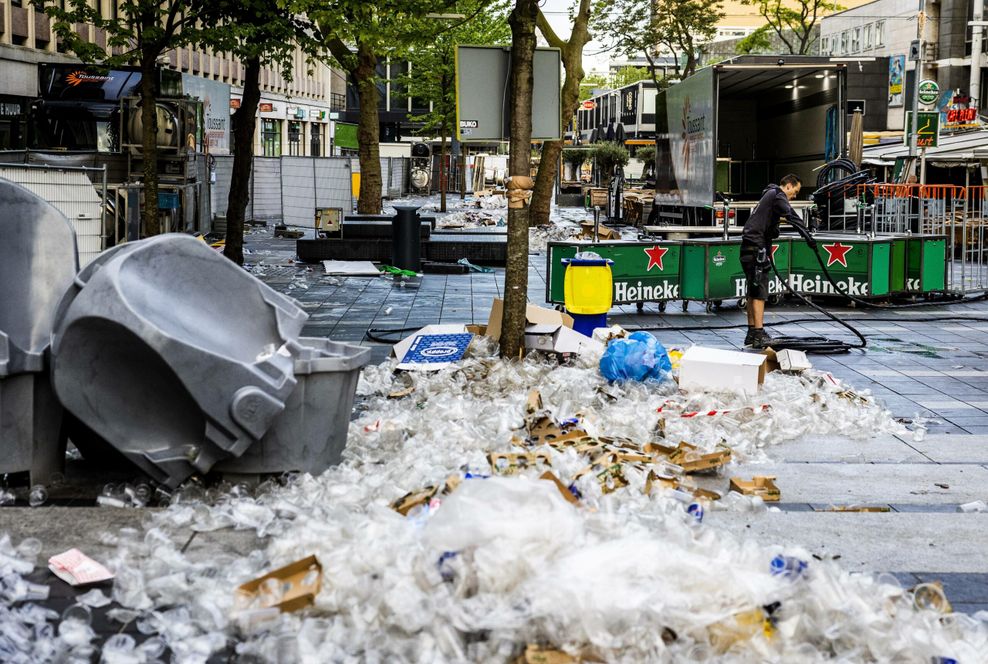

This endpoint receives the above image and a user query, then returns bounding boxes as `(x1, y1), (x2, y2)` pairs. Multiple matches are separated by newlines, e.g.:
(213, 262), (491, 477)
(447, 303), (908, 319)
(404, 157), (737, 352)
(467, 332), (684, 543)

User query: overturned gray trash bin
(51, 234), (308, 488)
(214, 338), (371, 475)
(0, 178), (79, 485)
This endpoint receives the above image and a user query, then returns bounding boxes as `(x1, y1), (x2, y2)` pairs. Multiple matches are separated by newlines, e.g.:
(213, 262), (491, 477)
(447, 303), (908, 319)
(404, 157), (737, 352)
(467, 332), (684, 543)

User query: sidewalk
(246, 225), (988, 615)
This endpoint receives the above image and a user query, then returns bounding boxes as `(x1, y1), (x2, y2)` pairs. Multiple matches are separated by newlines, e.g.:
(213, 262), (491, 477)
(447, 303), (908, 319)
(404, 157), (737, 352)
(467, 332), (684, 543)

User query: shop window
(262, 119), (281, 157)
(288, 120), (301, 156)
(310, 123), (322, 157)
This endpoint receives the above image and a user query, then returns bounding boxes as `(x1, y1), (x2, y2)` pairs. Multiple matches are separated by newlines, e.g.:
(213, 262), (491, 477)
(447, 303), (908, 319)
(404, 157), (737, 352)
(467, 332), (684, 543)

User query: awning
(862, 129), (988, 166)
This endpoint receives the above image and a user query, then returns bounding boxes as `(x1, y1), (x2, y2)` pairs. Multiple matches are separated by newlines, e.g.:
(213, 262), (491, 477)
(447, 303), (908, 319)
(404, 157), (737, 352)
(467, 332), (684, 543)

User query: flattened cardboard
(486, 298), (574, 342)
(488, 451), (552, 475)
(729, 476), (781, 502)
(679, 346), (767, 394)
(516, 644), (578, 664)
(393, 324), (469, 360)
(234, 555), (322, 614)
(390, 485), (439, 515)
(666, 442), (732, 474)
(540, 471), (580, 505)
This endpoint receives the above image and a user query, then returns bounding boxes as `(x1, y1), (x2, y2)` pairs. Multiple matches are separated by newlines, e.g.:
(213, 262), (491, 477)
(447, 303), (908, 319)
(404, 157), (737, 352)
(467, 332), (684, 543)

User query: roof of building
(862, 129), (988, 165)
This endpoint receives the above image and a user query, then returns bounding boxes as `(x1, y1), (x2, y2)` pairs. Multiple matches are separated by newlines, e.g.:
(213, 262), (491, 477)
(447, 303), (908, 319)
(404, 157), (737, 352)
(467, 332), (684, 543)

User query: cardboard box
(486, 299), (574, 342)
(390, 485), (440, 515)
(524, 324), (603, 356)
(679, 346), (767, 394)
(516, 645), (577, 664)
(540, 471), (580, 505)
(777, 349), (811, 372)
(393, 325), (472, 371)
(234, 556), (322, 613)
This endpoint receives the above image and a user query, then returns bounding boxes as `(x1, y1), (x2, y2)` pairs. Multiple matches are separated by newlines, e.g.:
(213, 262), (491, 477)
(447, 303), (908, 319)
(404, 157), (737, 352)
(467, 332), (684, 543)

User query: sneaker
(749, 329), (774, 349)
(743, 329), (757, 346)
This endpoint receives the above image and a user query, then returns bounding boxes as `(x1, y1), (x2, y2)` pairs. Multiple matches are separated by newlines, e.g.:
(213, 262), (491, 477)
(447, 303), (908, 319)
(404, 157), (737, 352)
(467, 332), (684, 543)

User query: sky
(537, 0), (617, 76)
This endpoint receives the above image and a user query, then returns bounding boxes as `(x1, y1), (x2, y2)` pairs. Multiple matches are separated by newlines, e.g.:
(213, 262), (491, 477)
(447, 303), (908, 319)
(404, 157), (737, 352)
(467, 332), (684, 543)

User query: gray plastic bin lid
(0, 177), (79, 376)
(51, 234), (308, 487)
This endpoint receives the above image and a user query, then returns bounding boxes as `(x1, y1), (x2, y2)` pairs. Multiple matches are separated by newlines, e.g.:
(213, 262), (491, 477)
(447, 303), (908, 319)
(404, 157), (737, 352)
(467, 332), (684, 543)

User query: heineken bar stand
(545, 234), (947, 310)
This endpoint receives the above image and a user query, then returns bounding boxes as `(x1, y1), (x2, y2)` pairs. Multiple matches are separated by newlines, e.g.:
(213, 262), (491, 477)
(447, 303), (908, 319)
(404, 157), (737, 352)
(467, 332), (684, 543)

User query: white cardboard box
(678, 346), (767, 394)
(777, 348), (812, 372)
(524, 324), (603, 355)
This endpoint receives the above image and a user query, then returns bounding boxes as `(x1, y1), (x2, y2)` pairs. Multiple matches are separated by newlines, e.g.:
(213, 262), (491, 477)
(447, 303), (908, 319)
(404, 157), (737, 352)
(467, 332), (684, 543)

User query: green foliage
(34, 0), (202, 64)
(735, 25), (773, 54)
(579, 72), (609, 94)
(593, 0), (724, 81)
(609, 66), (651, 89)
(403, 2), (511, 137)
(592, 142), (630, 173)
(632, 145), (655, 168)
(741, 0), (844, 55)
(562, 148), (589, 169)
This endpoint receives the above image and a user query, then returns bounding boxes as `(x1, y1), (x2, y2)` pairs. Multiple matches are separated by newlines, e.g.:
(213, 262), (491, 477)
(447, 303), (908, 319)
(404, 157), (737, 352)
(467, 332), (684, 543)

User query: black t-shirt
(742, 184), (808, 248)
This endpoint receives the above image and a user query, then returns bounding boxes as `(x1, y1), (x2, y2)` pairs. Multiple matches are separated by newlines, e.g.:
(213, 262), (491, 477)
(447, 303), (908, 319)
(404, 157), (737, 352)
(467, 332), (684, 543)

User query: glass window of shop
(288, 121), (302, 156)
(262, 119), (281, 157)
(0, 97), (28, 150)
(310, 123), (322, 157)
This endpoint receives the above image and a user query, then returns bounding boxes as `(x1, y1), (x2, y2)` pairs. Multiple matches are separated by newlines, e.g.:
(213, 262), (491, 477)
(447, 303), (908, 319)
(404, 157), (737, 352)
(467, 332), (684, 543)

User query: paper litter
(1, 347), (984, 662)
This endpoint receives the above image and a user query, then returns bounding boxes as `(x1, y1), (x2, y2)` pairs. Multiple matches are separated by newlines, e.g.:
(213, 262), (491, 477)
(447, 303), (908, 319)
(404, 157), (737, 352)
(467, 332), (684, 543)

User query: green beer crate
(680, 238), (791, 307)
(889, 237), (908, 294)
(906, 235), (946, 293)
(546, 241), (683, 307)
(787, 234), (891, 298)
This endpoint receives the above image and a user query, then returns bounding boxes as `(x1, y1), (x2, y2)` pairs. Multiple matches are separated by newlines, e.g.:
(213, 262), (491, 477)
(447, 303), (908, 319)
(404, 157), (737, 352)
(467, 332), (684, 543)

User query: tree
(610, 65), (650, 88)
(591, 142), (629, 190)
(735, 25), (773, 54)
(37, 0), (205, 236)
(197, 2), (317, 265)
(529, 0), (593, 227)
(743, 0), (843, 55)
(596, 0), (724, 83)
(404, 4), (511, 213)
(500, 0), (539, 359)
(579, 72), (609, 97)
(313, 2), (439, 215)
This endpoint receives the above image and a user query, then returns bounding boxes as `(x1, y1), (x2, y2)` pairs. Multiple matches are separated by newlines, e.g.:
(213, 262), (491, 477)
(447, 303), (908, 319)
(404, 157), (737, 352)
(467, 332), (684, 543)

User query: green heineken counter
(545, 233), (946, 308)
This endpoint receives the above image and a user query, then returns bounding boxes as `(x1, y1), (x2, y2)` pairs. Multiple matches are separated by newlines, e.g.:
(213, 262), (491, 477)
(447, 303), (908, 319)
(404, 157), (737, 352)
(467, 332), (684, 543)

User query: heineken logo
(615, 280), (680, 302)
(644, 245), (669, 271)
(734, 274), (870, 298)
(712, 251), (726, 267)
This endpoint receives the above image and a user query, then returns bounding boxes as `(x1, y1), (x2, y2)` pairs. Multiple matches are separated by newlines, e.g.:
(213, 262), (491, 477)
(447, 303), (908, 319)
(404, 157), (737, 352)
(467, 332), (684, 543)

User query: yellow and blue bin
(562, 255), (614, 337)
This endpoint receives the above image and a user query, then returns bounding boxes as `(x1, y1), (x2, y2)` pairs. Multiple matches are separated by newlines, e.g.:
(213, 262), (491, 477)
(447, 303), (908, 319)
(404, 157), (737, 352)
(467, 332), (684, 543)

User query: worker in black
(740, 174), (816, 348)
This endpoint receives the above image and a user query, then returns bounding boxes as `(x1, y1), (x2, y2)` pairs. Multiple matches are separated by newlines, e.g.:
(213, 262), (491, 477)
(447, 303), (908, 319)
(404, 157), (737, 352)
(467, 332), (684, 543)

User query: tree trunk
(139, 55), (160, 236)
(354, 43), (382, 214)
(223, 56), (261, 266)
(439, 133), (447, 213)
(500, 0), (538, 359)
(528, 139), (560, 226)
(530, 0), (591, 227)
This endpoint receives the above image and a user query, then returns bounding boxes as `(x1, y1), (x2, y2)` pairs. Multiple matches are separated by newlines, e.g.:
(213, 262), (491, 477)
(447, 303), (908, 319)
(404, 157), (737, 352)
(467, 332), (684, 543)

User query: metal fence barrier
(854, 184), (988, 295)
(0, 163), (107, 266)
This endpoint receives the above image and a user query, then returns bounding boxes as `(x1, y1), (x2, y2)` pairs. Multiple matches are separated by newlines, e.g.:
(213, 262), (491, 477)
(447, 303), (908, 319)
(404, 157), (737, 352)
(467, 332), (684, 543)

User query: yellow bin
(562, 257), (613, 315)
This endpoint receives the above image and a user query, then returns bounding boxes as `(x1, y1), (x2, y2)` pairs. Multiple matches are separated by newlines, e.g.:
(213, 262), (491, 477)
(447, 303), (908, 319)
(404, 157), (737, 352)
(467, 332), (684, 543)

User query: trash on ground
(524, 323), (602, 356)
(600, 331), (673, 383)
(679, 346), (768, 394)
(48, 549), (114, 586)
(729, 476), (782, 502)
(322, 260), (381, 276)
(234, 555), (322, 613)
(457, 258), (495, 273)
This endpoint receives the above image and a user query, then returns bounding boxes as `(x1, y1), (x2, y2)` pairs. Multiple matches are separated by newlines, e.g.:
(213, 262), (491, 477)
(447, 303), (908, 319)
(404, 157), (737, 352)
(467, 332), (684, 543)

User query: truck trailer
(654, 56), (848, 225)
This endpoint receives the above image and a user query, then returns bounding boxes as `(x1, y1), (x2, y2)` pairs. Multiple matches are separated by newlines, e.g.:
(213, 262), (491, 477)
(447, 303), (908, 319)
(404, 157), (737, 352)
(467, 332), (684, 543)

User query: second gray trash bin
(51, 234), (308, 487)
(214, 337), (371, 475)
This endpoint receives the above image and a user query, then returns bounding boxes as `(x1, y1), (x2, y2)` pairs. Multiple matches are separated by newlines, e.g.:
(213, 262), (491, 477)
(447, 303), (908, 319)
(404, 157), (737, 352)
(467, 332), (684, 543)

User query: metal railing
(854, 183), (988, 295)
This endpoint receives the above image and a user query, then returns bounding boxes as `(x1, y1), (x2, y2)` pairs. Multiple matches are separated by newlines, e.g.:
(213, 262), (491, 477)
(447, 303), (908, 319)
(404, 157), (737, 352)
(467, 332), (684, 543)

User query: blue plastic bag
(599, 331), (672, 383)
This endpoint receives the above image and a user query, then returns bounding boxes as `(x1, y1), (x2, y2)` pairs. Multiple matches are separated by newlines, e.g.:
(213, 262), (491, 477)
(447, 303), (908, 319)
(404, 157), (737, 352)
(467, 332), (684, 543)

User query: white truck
(653, 56), (849, 226)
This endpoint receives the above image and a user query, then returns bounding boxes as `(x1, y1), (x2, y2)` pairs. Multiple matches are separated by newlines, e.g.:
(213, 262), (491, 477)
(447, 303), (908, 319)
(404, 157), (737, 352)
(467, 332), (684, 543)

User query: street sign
(904, 111), (941, 148)
(918, 79), (940, 105)
(581, 100), (597, 110)
(455, 46), (562, 142)
(909, 39), (921, 62)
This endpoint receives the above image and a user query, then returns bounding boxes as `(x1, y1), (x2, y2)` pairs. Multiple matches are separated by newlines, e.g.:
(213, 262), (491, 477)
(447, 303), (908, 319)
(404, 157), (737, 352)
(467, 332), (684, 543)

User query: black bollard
(391, 204), (422, 272)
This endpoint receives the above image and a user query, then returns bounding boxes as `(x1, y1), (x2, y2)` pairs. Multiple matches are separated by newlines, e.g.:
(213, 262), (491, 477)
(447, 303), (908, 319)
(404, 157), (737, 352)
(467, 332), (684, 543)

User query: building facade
(0, 0), (346, 155)
(821, 0), (987, 131)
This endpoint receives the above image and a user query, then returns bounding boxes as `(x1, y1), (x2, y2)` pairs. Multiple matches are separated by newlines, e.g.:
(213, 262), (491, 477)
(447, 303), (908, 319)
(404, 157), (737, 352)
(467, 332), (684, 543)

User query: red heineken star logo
(822, 242), (853, 268)
(644, 245), (669, 271)
(771, 244), (781, 259)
